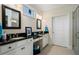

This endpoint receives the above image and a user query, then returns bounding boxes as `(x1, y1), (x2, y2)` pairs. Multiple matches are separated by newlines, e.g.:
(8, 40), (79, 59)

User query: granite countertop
(43, 31), (49, 34)
(32, 31), (49, 39)
(0, 37), (32, 46)
(0, 31), (49, 46)
(33, 36), (43, 39)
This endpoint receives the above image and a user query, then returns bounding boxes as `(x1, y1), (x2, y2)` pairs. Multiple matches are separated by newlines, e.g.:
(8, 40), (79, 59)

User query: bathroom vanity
(0, 33), (33, 55)
(0, 31), (49, 55)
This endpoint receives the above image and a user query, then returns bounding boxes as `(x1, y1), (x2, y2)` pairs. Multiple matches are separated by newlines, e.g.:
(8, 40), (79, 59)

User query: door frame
(72, 6), (79, 50)
(72, 11), (75, 50)
(72, 6), (79, 54)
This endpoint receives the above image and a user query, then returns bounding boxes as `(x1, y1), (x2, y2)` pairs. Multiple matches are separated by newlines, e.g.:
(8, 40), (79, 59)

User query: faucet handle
(15, 33), (18, 37)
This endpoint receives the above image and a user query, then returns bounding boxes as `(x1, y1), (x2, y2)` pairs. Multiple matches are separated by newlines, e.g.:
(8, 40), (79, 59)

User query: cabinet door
(45, 34), (49, 44)
(43, 34), (49, 47)
(43, 36), (46, 48)
(0, 43), (16, 54)
(26, 38), (33, 55)
(43, 34), (48, 48)
(15, 38), (33, 55)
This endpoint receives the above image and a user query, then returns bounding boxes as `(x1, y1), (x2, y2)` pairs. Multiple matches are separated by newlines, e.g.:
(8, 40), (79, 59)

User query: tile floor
(38, 45), (75, 55)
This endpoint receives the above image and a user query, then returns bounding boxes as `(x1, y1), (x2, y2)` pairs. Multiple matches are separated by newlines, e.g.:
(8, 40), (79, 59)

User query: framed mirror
(37, 19), (42, 29)
(2, 5), (21, 29)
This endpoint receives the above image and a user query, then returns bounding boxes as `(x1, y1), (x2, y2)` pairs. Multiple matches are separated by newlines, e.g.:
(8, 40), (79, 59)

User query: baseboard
(41, 44), (48, 50)
(52, 44), (68, 48)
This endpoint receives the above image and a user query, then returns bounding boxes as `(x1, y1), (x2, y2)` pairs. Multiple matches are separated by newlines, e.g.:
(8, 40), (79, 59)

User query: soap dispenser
(0, 23), (3, 42)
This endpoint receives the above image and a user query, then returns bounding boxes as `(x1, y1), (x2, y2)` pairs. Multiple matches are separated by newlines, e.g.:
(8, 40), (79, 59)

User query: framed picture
(25, 27), (32, 37)
(23, 5), (36, 18)
(37, 19), (42, 29)
(2, 4), (21, 29)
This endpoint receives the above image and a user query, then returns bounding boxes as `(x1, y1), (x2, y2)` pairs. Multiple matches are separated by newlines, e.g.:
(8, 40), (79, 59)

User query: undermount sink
(11, 37), (25, 40)
(38, 34), (43, 36)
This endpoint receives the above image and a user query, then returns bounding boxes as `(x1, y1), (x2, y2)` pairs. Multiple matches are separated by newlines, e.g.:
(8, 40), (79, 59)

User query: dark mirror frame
(2, 5), (21, 29)
(37, 19), (42, 29)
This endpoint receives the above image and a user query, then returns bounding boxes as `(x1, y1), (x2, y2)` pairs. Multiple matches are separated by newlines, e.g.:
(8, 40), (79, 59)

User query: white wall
(42, 5), (78, 49)
(0, 4), (43, 34)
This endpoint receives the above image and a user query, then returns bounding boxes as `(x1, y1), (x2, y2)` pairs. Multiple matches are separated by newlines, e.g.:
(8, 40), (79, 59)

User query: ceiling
(29, 4), (76, 12)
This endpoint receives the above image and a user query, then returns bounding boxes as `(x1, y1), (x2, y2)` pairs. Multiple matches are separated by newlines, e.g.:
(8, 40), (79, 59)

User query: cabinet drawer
(15, 45), (27, 55)
(0, 43), (16, 54)
(16, 40), (27, 47)
(43, 34), (48, 39)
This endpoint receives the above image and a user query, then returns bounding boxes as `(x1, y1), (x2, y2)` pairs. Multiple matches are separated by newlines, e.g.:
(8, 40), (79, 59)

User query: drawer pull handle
(21, 47), (25, 50)
(8, 47), (11, 49)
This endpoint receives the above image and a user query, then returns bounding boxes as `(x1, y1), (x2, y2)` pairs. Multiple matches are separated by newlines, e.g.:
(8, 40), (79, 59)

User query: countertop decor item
(45, 25), (49, 32)
(0, 23), (3, 42)
(2, 4), (21, 29)
(25, 27), (32, 38)
(0, 23), (2, 39)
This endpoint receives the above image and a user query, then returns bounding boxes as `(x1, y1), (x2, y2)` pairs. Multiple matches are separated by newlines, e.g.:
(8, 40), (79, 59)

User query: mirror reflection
(5, 8), (19, 27)
(2, 5), (21, 29)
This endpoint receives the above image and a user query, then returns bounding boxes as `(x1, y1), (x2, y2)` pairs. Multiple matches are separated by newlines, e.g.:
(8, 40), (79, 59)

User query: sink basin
(38, 34), (43, 36)
(11, 37), (25, 40)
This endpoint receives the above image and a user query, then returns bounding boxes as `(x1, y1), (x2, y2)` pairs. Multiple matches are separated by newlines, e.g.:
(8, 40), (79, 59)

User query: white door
(53, 15), (69, 47)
